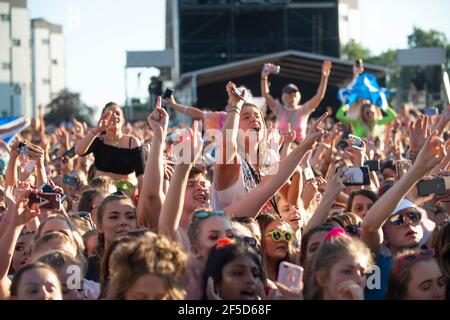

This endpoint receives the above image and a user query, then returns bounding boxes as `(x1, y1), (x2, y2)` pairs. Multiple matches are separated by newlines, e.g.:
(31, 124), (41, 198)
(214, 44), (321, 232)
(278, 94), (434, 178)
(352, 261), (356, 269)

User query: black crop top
(83, 137), (145, 176)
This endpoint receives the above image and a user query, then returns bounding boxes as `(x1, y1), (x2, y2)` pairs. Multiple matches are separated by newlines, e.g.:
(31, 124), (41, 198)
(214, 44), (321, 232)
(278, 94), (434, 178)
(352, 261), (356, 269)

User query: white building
(0, 0), (32, 118)
(338, 0), (361, 45)
(0, 0), (65, 118)
(32, 18), (65, 113)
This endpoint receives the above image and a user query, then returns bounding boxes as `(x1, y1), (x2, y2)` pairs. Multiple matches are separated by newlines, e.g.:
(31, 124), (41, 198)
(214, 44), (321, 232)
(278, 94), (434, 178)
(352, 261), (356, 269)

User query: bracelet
(228, 106), (241, 114)
(261, 77), (268, 81)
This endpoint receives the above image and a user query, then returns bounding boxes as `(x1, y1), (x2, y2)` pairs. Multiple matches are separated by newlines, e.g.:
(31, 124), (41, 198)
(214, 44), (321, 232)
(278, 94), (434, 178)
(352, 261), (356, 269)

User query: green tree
(407, 26), (447, 48)
(44, 89), (95, 127)
(341, 40), (372, 61)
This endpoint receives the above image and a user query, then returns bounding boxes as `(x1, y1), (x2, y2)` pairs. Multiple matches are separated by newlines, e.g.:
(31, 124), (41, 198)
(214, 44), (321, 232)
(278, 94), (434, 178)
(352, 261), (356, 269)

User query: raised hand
(322, 60), (332, 78)
(96, 110), (113, 134)
(206, 277), (222, 300)
(226, 81), (245, 108)
(147, 96), (169, 142)
(336, 280), (364, 300)
(414, 130), (447, 174)
(282, 123), (296, 145)
(300, 112), (328, 150)
(408, 115), (430, 152)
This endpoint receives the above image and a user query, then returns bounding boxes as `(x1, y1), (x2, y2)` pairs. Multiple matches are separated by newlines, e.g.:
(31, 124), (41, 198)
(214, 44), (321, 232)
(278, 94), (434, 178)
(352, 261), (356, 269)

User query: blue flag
(0, 116), (29, 144)
(338, 72), (390, 111)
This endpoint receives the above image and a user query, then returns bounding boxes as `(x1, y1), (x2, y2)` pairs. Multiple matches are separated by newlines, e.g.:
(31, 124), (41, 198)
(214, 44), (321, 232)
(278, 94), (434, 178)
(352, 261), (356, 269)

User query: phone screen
(395, 160), (412, 180)
(162, 88), (173, 99)
(28, 193), (61, 210)
(277, 262), (303, 291)
(343, 166), (370, 186)
(303, 166), (315, 181)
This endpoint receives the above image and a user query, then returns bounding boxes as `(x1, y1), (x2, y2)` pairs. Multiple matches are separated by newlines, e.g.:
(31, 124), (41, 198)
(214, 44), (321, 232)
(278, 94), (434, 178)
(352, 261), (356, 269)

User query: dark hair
(94, 194), (136, 267)
(101, 102), (120, 115)
(37, 250), (86, 276)
(201, 239), (264, 300)
(299, 224), (334, 267)
(346, 189), (379, 212)
(188, 166), (206, 180)
(78, 189), (107, 213)
(10, 262), (61, 297)
(378, 178), (395, 197)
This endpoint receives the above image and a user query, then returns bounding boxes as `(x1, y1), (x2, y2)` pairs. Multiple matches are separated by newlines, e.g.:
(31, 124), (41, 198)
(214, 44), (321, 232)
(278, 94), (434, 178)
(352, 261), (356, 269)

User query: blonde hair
(304, 237), (372, 300)
(108, 235), (187, 300)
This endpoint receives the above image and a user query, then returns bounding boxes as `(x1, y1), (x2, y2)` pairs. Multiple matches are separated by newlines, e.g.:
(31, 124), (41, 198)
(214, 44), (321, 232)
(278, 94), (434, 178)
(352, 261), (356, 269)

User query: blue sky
(28, 0), (450, 111)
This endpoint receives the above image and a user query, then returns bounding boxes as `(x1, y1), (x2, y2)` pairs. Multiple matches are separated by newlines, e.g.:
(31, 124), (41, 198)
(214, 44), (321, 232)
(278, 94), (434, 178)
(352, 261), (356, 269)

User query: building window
(52, 59), (58, 65)
(43, 79), (50, 85)
(12, 39), (21, 47)
(0, 14), (10, 22)
(2, 62), (11, 70)
(42, 38), (50, 45)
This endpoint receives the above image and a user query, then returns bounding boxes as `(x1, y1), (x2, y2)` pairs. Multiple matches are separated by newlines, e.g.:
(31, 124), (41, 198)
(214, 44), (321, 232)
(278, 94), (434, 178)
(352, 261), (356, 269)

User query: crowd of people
(0, 60), (449, 300)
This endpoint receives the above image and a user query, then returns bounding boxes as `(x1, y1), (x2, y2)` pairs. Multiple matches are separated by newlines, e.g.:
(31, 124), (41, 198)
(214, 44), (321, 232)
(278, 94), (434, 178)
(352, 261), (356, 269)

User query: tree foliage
(44, 89), (95, 127)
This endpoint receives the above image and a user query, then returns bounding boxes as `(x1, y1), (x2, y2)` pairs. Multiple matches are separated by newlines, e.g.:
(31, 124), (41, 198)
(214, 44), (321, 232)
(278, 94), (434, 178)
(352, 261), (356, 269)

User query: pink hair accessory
(323, 228), (352, 242)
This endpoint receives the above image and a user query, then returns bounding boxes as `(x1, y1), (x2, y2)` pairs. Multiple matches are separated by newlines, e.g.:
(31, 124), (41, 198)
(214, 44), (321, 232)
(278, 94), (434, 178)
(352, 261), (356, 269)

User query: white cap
(390, 199), (436, 246)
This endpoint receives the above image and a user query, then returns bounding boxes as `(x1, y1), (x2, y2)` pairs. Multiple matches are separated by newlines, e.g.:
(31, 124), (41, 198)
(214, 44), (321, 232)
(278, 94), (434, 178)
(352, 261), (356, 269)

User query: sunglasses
(396, 249), (435, 273)
(265, 229), (294, 242)
(344, 222), (362, 236)
(193, 210), (225, 219)
(389, 210), (422, 226)
(240, 236), (258, 248)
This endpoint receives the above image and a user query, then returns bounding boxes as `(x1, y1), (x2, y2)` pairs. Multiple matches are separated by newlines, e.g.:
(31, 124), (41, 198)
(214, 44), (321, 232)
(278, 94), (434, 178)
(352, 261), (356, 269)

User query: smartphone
(28, 192), (61, 210)
(395, 159), (412, 180)
(162, 88), (173, 99)
(348, 134), (363, 150)
(63, 175), (80, 189)
(341, 131), (351, 140)
(303, 166), (315, 181)
(62, 147), (76, 159)
(364, 160), (380, 172)
(417, 177), (450, 197)
(355, 59), (364, 69)
(423, 108), (439, 116)
(277, 261), (303, 291)
(17, 142), (29, 156)
(40, 184), (55, 193)
(263, 64), (281, 75)
(232, 87), (242, 98)
(342, 166), (370, 186)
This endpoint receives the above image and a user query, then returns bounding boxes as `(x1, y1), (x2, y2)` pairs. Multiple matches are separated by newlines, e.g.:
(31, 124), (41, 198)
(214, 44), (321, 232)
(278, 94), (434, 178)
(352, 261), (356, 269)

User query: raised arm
(225, 113), (328, 218)
(0, 191), (39, 299)
(261, 63), (280, 112)
(303, 60), (332, 113)
(158, 121), (202, 241)
(137, 97), (168, 229)
(336, 104), (358, 125)
(376, 105), (398, 125)
(303, 167), (346, 234)
(74, 111), (112, 156)
(213, 82), (245, 191)
(167, 95), (205, 120)
(361, 131), (446, 255)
